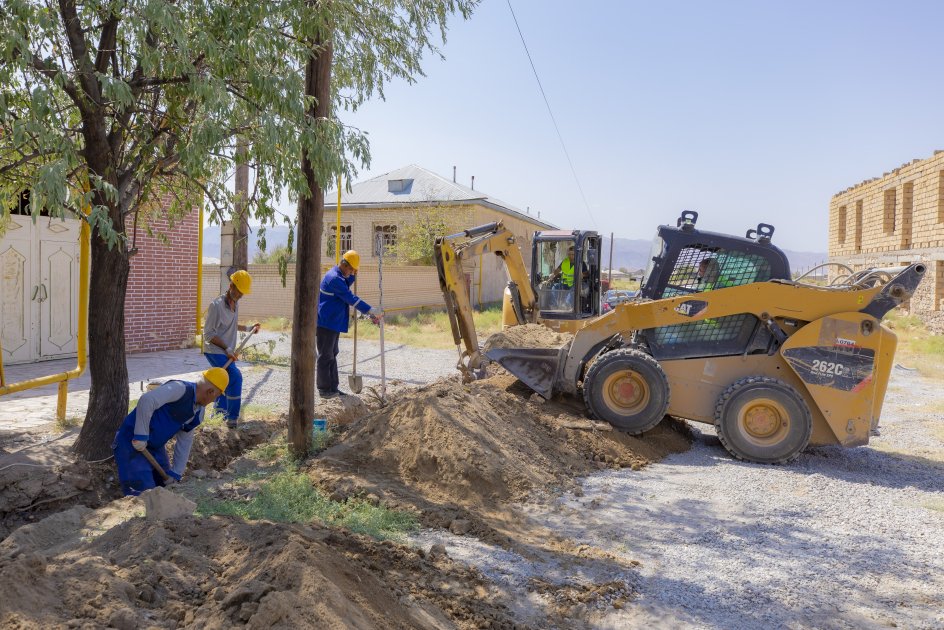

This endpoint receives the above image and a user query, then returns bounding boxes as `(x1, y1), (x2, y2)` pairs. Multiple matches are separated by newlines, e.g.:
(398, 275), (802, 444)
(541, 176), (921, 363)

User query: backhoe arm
(434, 221), (536, 380)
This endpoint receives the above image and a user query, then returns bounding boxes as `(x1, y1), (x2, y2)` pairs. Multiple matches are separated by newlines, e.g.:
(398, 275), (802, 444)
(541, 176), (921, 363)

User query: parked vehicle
(602, 289), (637, 312)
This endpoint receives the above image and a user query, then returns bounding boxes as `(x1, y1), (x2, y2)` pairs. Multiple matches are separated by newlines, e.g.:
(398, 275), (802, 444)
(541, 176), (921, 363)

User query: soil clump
(483, 324), (573, 353)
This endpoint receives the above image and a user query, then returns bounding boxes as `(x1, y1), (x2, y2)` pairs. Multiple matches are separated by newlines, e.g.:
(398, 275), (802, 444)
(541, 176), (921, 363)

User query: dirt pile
(483, 324), (573, 352)
(311, 374), (690, 540)
(0, 420), (276, 540)
(0, 514), (520, 629)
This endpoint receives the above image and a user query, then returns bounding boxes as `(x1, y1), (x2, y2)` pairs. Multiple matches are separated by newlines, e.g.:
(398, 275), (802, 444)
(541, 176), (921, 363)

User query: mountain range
(202, 225), (827, 275)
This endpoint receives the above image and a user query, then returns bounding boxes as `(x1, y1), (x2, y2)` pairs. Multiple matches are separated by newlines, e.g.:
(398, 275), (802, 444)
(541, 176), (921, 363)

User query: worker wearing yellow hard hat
(317, 250), (383, 398)
(111, 368), (230, 496)
(203, 268), (261, 428)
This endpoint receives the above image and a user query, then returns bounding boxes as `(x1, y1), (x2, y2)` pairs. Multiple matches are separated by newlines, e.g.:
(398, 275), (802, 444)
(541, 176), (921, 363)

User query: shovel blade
(348, 374), (364, 394)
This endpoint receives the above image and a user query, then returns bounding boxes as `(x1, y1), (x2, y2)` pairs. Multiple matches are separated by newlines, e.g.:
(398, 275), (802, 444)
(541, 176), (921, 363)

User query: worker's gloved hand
(369, 307), (384, 318)
(251, 323), (261, 334)
(131, 439), (148, 452)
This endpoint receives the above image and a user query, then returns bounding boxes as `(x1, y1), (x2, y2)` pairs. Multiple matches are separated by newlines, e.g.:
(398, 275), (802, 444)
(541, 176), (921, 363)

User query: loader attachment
(484, 345), (568, 400)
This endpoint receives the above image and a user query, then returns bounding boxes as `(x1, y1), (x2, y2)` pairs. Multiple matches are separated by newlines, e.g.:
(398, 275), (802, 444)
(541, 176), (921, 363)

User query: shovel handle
(140, 447), (171, 482)
(223, 327), (257, 369)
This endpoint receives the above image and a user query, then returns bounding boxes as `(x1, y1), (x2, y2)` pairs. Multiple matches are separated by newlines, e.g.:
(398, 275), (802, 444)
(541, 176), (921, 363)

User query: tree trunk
(289, 37), (334, 458)
(233, 138), (250, 270)
(73, 201), (130, 460)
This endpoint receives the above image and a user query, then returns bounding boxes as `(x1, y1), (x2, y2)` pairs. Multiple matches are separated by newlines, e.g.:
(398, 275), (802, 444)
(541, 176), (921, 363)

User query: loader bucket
(484, 346), (564, 400)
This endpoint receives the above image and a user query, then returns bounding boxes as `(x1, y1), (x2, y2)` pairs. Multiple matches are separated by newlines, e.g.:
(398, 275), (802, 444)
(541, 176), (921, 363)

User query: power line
(506, 0), (597, 229)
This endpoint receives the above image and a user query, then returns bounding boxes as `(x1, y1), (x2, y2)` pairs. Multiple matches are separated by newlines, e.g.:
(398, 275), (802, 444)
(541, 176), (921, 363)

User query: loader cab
(531, 230), (602, 321)
(637, 211), (792, 361)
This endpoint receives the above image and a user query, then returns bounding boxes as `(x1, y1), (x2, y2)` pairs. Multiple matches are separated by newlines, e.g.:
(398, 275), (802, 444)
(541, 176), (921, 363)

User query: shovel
(146, 327), (256, 392)
(348, 280), (364, 393)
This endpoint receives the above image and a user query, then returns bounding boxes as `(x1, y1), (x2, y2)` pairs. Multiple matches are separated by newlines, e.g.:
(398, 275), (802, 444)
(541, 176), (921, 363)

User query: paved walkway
(0, 335), (458, 433)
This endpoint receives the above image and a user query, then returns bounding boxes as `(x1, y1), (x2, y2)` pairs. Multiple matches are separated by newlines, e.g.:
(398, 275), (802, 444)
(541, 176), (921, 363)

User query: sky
(273, 0), (944, 253)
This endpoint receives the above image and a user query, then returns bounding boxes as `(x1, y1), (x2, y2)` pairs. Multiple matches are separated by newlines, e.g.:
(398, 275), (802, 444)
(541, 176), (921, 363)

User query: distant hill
(599, 236), (826, 277)
(202, 225), (826, 276)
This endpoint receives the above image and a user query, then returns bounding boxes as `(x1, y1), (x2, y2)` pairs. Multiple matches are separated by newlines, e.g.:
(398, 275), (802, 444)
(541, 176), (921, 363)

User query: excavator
(436, 211), (925, 464)
(434, 221), (603, 380)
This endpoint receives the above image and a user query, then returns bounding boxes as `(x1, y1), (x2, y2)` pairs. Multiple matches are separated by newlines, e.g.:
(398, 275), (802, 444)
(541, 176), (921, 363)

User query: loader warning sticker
(782, 346), (875, 392)
(674, 300), (708, 317)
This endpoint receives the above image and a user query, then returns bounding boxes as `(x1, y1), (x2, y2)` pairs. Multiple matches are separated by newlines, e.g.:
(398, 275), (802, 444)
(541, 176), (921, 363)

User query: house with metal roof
(325, 164), (555, 307)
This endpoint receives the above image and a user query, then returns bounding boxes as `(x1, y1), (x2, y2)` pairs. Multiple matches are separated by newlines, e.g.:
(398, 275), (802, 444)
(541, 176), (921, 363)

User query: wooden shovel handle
(140, 447), (171, 482)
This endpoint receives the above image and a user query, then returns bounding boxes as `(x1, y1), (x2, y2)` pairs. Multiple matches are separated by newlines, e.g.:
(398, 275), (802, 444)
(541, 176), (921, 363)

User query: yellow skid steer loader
(484, 211), (925, 463)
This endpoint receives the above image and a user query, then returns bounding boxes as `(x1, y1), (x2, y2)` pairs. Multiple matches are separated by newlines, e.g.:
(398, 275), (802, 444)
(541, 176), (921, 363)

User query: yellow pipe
(0, 203), (89, 400)
(477, 250), (484, 310)
(335, 174), (342, 263)
(196, 204), (204, 345)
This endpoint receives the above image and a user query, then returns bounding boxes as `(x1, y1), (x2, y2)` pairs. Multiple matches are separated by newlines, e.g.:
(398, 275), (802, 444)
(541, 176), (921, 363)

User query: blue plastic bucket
(312, 418), (327, 432)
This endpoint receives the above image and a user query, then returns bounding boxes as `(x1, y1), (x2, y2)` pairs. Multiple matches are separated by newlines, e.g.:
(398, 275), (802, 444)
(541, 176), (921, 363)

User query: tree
(0, 0), (334, 459)
(253, 244), (296, 264)
(393, 205), (451, 265)
(1, 0), (476, 460)
(286, 1), (477, 457)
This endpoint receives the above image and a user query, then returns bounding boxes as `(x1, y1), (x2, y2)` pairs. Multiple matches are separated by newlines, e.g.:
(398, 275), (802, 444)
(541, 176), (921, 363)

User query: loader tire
(583, 348), (669, 434)
(714, 377), (812, 464)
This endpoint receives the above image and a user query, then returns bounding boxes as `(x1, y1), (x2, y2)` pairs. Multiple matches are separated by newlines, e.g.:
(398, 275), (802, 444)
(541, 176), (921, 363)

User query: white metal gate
(0, 214), (80, 364)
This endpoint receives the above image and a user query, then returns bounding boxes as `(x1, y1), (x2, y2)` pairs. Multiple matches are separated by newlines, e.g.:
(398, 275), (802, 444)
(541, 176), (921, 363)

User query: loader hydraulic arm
(435, 221), (537, 380)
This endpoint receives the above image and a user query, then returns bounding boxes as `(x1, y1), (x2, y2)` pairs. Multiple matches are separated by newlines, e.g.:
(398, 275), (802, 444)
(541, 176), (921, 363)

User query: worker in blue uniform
(317, 250), (383, 398)
(112, 368), (229, 496)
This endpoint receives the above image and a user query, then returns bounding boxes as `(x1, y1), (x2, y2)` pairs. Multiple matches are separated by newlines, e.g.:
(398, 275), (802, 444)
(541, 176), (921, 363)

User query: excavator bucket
(484, 345), (567, 400)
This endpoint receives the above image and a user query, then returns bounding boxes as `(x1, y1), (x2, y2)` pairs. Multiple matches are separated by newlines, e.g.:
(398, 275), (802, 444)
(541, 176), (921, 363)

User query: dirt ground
(0, 370), (690, 629)
(482, 323), (573, 352)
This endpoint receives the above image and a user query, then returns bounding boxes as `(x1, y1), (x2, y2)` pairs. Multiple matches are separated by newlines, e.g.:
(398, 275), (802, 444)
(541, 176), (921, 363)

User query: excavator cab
(531, 230), (603, 324)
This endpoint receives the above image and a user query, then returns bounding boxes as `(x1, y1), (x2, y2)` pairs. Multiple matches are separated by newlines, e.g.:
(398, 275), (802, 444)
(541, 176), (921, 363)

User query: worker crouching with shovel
(112, 368), (229, 496)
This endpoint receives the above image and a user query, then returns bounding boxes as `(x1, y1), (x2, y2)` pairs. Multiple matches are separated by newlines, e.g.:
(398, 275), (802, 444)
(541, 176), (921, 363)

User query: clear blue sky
(308, 0), (944, 252)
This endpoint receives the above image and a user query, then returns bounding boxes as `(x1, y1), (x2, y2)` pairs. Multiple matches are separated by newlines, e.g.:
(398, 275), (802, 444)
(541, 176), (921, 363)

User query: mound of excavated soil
(0, 420), (275, 540)
(311, 374), (690, 541)
(0, 513), (518, 629)
(483, 324), (573, 352)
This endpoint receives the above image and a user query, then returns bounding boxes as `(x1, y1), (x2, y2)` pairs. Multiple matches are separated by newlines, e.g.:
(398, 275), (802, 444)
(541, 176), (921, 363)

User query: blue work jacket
(317, 265), (372, 333)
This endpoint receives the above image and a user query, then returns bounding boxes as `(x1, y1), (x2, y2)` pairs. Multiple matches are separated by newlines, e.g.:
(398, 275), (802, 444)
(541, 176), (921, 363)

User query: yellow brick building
(829, 151), (944, 313)
(324, 164), (555, 308)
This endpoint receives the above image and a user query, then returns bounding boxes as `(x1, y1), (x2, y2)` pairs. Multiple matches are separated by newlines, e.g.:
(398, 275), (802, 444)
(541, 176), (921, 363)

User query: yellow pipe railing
(0, 206), (90, 421)
(196, 204), (204, 345)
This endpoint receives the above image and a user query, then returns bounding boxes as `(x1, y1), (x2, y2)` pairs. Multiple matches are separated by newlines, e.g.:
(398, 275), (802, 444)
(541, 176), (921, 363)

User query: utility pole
(608, 232), (614, 286)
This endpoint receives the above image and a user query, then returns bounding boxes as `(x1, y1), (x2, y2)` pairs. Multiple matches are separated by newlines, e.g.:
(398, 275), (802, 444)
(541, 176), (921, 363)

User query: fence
(200, 263), (446, 321)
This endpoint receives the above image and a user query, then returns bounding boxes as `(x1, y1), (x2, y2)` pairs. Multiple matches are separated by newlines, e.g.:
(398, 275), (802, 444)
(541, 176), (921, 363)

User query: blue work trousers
(204, 353), (243, 420)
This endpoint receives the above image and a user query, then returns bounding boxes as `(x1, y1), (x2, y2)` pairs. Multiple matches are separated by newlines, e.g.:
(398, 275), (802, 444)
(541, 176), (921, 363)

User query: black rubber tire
(714, 376), (812, 464)
(583, 348), (669, 434)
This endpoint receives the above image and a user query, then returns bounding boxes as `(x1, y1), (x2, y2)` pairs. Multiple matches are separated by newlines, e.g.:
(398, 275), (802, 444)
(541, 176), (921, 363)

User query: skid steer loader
(484, 211), (925, 463)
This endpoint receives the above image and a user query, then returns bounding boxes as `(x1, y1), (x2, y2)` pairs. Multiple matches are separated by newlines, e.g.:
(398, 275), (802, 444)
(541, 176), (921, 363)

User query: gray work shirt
(203, 294), (238, 355)
(134, 380), (203, 477)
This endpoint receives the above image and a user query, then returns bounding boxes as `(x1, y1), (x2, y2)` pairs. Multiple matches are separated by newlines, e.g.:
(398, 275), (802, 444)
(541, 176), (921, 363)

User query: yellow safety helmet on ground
(230, 269), (252, 294)
(341, 250), (360, 271)
(203, 367), (230, 392)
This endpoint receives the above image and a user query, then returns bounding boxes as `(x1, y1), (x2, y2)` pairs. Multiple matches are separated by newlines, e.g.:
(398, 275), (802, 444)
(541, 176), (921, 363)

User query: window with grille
(374, 224), (397, 255)
(326, 224), (352, 257)
(659, 246), (772, 298)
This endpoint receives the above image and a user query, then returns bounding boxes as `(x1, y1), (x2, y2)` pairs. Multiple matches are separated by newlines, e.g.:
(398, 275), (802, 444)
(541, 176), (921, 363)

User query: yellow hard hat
(341, 250), (360, 271)
(230, 269), (252, 294)
(203, 367), (229, 392)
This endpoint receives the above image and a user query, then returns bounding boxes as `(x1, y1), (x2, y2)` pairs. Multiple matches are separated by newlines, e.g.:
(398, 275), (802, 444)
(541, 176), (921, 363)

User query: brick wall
(201, 262), (445, 322)
(124, 195), (199, 352)
(828, 150), (944, 313)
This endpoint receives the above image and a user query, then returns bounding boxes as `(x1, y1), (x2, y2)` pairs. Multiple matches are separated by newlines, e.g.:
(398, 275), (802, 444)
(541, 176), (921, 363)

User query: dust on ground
(482, 324), (573, 352)
(311, 373), (690, 547)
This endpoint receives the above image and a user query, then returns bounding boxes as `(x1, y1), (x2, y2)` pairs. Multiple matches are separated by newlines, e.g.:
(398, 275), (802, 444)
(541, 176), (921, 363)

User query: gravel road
(239, 331), (458, 409)
(413, 367), (944, 629)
